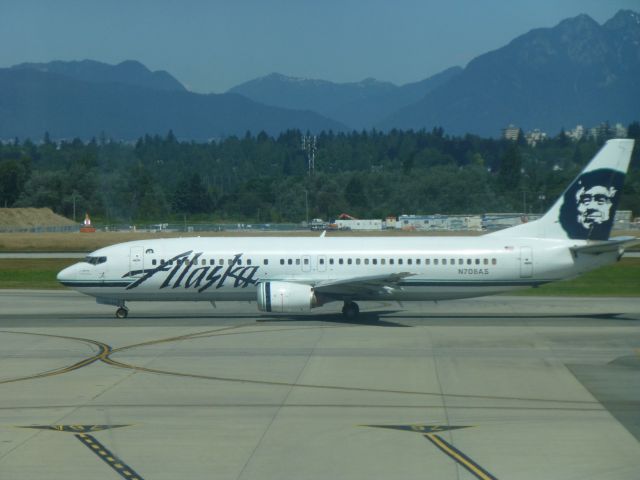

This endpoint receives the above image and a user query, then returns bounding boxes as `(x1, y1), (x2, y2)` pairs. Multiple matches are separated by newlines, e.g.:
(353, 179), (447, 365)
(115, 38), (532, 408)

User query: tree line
(0, 124), (639, 223)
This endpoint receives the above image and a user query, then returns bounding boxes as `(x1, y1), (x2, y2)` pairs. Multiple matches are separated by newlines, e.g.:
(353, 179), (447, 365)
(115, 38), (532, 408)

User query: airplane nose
(57, 264), (79, 285)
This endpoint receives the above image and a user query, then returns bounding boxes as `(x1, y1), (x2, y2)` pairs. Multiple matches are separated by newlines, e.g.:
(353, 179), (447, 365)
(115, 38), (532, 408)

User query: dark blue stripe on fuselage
(59, 281), (133, 288)
(398, 281), (549, 287)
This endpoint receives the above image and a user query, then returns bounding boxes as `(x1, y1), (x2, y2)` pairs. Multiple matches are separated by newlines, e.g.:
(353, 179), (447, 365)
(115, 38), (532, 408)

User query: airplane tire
(115, 307), (128, 319)
(342, 301), (359, 318)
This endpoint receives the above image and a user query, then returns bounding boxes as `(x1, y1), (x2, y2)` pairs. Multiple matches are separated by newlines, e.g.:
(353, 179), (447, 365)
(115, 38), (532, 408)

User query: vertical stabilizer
(488, 139), (634, 240)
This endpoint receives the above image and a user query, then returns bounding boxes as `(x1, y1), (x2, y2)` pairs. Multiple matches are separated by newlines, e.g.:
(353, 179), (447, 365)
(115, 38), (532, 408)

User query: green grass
(0, 259), (77, 289)
(510, 257), (640, 297)
(0, 258), (638, 296)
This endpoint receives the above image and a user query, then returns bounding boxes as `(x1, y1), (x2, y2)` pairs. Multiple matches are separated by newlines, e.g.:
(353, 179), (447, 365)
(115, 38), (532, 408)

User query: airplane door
(129, 246), (144, 277)
(317, 255), (326, 272)
(520, 247), (533, 278)
(302, 255), (311, 272)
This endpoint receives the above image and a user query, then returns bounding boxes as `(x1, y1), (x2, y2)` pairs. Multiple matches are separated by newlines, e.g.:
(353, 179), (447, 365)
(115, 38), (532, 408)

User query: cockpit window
(84, 256), (107, 265)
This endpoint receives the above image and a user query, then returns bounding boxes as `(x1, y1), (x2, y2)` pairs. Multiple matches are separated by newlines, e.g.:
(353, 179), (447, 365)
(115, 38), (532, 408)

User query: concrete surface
(0, 291), (639, 479)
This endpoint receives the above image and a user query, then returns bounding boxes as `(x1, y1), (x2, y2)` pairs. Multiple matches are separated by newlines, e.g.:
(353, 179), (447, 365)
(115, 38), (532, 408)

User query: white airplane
(58, 139), (637, 319)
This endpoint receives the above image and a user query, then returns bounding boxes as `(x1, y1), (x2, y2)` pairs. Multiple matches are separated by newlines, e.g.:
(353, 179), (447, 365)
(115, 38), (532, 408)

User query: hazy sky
(1, 0), (637, 93)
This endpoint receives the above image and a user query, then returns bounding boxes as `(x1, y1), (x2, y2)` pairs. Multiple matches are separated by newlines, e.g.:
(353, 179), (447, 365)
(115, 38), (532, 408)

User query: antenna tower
(302, 135), (317, 175)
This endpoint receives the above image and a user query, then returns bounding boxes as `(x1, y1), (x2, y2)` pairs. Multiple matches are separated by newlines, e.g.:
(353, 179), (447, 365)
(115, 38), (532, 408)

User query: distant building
(397, 214), (482, 231)
(567, 125), (584, 141)
(384, 216), (397, 229)
(334, 219), (382, 231)
(502, 124), (520, 141)
(525, 129), (547, 146)
(482, 213), (543, 231)
(613, 210), (632, 230)
(613, 123), (627, 138)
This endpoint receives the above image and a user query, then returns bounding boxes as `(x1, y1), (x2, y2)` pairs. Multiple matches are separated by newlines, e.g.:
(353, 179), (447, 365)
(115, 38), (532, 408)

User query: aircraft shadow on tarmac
(2, 310), (636, 328)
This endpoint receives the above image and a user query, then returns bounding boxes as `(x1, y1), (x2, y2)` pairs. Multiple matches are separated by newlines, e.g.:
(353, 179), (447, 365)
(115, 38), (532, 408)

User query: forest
(0, 124), (639, 224)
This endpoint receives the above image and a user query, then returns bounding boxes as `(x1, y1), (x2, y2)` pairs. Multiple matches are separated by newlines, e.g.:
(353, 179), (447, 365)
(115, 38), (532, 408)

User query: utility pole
(304, 189), (309, 224)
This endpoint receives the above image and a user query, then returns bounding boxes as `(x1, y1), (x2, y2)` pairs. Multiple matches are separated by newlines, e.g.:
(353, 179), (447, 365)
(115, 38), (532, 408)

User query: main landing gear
(115, 306), (129, 319)
(341, 301), (360, 319)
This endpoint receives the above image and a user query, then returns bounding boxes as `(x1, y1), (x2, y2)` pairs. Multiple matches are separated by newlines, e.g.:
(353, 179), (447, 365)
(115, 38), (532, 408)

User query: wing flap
(313, 272), (415, 297)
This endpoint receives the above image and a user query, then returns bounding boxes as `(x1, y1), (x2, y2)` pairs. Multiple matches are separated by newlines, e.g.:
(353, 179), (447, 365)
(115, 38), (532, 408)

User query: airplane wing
(570, 236), (639, 255)
(312, 272), (415, 297)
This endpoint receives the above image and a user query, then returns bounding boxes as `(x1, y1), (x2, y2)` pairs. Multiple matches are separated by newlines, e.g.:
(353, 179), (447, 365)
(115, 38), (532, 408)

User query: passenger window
(288, 259), (293, 265)
(434, 259), (439, 265)
(209, 259), (214, 265)
(483, 258), (488, 265)
(492, 258), (497, 265)
(364, 259), (369, 265)
(416, 259), (421, 265)
(459, 259), (463, 265)
(475, 259), (480, 265)
(372, 259), (377, 265)
(219, 259), (224, 265)
(329, 258), (334, 265)
(381, 259), (385, 265)
(450, 259), (455, 265)
(347, 259), (352, 265)
(425, 259), (430, 265)
(319, 258), (325, 265)
(228, 259), (233, 265)
(152, 259), (157, 266)
(398, 259), (403, 265)
(296, 259), (300, 265)
(304, 258), (309, 265)
(339, 258), (344, 265)
(356, 259), (361, 265)
(201, 259), (206, 266)
(407, 259), (412, 265)
(442, 259), (447, 265)
(280, 259), (285, 265)
(467, 259), (472, 265)
(247, 259), (252, 266)
(263, 259), (269, 265)
(390, 259), (394, 265)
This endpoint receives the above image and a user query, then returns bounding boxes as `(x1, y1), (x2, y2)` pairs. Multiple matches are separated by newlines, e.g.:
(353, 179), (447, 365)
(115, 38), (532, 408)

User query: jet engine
(257, 281), (319, 313)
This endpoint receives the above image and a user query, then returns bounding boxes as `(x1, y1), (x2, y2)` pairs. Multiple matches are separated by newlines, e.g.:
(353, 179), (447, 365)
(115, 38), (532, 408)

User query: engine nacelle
(257, 281), (318, 313)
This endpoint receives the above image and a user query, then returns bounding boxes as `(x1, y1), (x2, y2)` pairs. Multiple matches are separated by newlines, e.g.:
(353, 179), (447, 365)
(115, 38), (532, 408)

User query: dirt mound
(0, 208), (76, 227)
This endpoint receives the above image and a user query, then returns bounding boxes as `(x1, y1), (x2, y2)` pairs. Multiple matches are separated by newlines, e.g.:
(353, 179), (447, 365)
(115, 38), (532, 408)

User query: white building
(335, 219), (383, 231)
(397, 214), (483, 231)
(525, 129), (547, 147)
(502, 125), (520, 141)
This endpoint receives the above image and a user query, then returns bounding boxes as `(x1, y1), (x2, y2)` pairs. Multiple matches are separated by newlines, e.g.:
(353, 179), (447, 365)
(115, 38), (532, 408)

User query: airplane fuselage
(58, 235), (616, 304)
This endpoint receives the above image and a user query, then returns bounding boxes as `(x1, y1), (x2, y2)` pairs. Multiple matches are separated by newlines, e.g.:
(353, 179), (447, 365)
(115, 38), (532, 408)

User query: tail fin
(488, 139), (634, 240)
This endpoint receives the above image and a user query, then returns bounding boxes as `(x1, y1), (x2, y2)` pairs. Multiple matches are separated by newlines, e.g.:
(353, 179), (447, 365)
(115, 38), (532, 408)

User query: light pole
(304, 189), (309, 224)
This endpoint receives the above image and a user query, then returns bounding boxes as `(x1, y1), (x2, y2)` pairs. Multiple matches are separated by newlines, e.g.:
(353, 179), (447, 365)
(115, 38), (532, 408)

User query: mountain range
(0, 9), (638, 140)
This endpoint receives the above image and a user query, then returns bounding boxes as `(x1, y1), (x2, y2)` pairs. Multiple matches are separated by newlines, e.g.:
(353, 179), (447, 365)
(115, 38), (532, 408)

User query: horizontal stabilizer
(570, 236), (639, 255)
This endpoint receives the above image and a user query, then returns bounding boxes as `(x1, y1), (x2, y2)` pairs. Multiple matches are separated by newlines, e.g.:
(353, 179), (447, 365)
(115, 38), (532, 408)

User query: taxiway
(0, 291), (639, 479)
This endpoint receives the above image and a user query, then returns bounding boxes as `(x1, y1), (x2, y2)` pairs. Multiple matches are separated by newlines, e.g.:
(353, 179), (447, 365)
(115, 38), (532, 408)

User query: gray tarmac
(0, 290), (639, 480)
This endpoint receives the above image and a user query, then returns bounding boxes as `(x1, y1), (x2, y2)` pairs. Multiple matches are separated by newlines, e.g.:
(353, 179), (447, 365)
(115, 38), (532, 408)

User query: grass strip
(0, 259), (77, 289)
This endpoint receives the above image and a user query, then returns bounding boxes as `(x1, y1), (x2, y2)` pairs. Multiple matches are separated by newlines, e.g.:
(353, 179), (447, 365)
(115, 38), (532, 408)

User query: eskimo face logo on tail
(559, 168), (625, 240)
